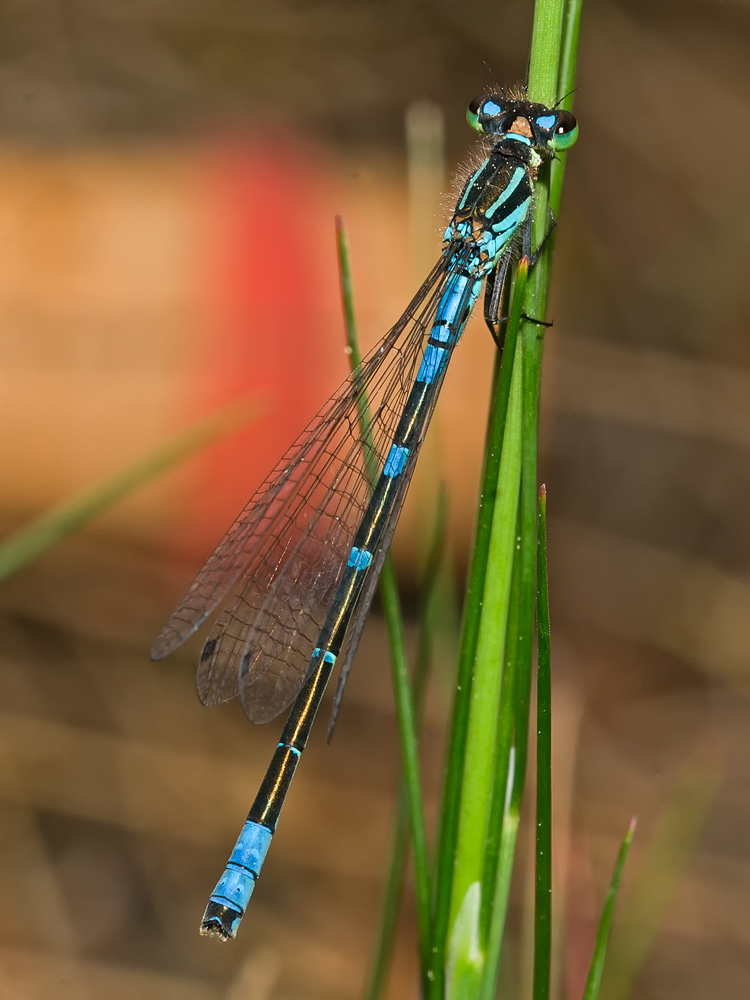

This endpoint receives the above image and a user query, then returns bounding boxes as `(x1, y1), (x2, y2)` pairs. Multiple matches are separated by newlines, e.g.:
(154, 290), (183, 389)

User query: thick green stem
(449, 331), (525, 932)
(443, 263), (529, 1000)
(428, 280), (521, 999)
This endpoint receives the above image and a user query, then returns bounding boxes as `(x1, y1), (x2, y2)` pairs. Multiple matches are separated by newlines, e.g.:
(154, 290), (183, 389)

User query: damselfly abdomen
(152, 91), (578, 940)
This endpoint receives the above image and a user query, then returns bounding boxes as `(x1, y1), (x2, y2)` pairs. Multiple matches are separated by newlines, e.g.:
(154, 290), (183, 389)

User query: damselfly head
(467, 94), (578, 152)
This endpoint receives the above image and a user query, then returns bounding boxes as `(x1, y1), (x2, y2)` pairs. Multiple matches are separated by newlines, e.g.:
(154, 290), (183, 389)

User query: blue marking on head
(383, 444), (410, 477)
(536, 114), (555, 129)
(507, 133), (531, 145)
(483, 100), (503, 116)
(416, 344), (445, 384)
(348, 546), (373, 570)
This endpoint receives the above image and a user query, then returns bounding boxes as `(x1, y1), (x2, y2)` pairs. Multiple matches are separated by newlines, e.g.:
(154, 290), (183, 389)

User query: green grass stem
(600, 753), (720, 1000)
(582, 819), (637, 1000)
(379, 564), (433, 988)
(479, 503), (522, 943)
(528, 0), (568, 106)
(336, 216), (431, 992)
(478, 753), (520, 1000)
(363, 788), (411, 1000)
(0, 395), (263, 583)
(363, 485), (450, 1000)
(549, 0), (584, 221)
(510, 0), (576, 821)
(533, 485), (552, 1000)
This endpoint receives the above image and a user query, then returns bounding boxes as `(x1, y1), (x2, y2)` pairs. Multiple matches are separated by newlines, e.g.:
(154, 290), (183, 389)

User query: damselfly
(152, 91), (578, 940)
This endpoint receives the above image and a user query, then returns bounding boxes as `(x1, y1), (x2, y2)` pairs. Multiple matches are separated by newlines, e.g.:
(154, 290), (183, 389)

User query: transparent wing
(151, 249), (463, 723)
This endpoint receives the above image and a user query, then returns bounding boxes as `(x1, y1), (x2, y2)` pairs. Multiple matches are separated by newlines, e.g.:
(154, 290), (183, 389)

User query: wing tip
(150, 624), (187, 661)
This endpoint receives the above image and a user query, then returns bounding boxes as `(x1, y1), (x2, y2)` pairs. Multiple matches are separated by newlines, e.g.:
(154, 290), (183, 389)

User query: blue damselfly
(152, 91), (578, 940)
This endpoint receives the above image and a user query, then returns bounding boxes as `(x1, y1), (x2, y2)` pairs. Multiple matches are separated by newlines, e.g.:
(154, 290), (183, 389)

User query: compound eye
(550, 109), (578, 150)
(467, 94), (507, 134)
(556, 110), (577, 135)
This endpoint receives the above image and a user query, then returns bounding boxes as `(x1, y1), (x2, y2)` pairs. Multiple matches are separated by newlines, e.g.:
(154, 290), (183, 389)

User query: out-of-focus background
(0, 1), (749, 998)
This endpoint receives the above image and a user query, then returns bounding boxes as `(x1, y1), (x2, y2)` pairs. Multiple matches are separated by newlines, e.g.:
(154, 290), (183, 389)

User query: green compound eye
(467, 95), (506, 133)
(549, 110), (578, 150)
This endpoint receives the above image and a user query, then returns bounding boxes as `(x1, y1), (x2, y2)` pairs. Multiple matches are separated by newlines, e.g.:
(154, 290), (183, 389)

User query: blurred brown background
(0, 1), (749, 998)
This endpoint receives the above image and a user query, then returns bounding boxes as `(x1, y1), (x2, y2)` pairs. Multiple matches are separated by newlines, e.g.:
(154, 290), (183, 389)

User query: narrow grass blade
(379, 564), (432, 990)
(0, 395), (263, 583)
(512, 0), (579, 819)
(533, 484), (552, 1000)
(364, 785), (411, 1000)
(582, 819), (637, 1000)
(601, 751), (721, 1000)
(478, 748), (520, 1000)
(363, 488), (449, 1000)
(479, 501), (522, 941)
(336, 215), (431, 992)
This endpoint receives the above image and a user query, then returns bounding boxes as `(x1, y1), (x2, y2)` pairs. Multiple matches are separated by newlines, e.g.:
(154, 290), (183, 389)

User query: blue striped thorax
(444, 92), (578, 276)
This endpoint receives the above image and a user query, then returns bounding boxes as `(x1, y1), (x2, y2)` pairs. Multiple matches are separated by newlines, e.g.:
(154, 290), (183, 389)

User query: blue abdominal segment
(312, 648), (337, 664)
(202, 821), (273, 937)
(416, 344), (446, 385)
(383, 444), (410, 477)
(347, 546), (373, 570)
